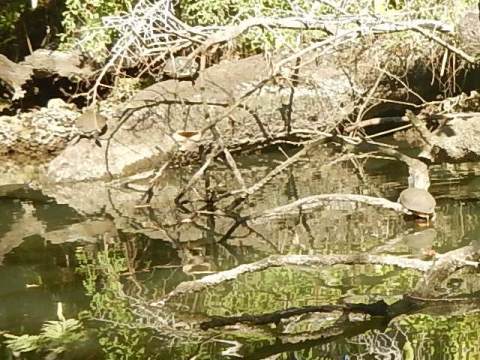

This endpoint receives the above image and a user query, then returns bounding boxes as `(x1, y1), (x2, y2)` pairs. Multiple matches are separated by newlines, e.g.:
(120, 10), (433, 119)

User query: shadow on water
(2, 146), (480, 358)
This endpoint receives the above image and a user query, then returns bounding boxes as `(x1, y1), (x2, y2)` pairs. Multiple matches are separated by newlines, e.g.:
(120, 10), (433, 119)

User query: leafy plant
(76, 246), (152, 360)
(0, 1), (26, 52)
(59, 0), (133, 61)
(4, 318), (85, 355)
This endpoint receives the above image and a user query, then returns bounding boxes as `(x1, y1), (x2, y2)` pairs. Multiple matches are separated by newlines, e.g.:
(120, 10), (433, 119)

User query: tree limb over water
(250, 194), (407, 224)
(151, 253), (433, 306)
(150, 244), (480, 332)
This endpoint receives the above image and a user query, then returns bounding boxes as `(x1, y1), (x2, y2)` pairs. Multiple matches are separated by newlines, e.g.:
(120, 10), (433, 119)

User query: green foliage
(198, 265), (418, 317)
(59, 0), (133, 61)
(393, 312), (480, 358)
(76, 246), (151, 360)
(4, 319), (85, 355)
(0, 1), (26, 47)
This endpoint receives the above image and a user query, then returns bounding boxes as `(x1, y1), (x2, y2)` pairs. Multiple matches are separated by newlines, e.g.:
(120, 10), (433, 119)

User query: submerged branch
(151, 254), (431, 306)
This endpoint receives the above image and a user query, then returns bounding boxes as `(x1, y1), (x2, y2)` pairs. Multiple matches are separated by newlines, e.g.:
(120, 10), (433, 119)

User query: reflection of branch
(174, 145), (222, 209)
(412, 244), (480, 298)
(220, 135), (330, 207)
(151, 253), (431, 306)
(251, 193), (407, 224)
(200, 300), (390, 329)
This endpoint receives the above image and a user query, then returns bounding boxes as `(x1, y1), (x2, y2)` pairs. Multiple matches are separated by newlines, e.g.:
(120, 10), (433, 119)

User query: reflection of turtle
(73, 108), (107, 147)
(398, 188), (436, 221)
(163, 56), (198, 79)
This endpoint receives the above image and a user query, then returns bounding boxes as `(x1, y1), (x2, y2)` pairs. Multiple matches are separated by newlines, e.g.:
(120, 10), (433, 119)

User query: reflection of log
(0, 203), (46, 264)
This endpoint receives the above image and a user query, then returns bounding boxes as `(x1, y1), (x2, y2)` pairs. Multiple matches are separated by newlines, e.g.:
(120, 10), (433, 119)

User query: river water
(1, 144), (480, 359)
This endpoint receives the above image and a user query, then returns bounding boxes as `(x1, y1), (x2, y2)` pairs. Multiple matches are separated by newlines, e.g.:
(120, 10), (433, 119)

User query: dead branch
(151, 253), (432, 306)
(91, 0), (454, 100)
(344, 116), (409, 133)
(200, 300), (390, 330)
(412, 25), (476, 63)
(405, 110), (434, 146)
(411, 243), (480, 298)
(250, 193), (407, 224)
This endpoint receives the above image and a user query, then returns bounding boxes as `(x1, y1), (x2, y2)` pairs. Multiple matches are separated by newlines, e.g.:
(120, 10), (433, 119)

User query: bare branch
(151, 253), (432, 306)
(251, 193), (407, 224)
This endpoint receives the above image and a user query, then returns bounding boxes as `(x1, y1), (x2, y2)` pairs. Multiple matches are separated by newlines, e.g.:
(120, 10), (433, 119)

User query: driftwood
(149, 244), (480, 333)
(151, 253), (432, 306)
(0, 55), (32, 100)
(0, 49), (94, 103)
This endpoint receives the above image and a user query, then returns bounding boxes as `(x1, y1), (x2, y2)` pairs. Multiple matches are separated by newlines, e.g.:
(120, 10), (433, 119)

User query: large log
(47, 54), (354, 182)
(0, 49), (94, 103)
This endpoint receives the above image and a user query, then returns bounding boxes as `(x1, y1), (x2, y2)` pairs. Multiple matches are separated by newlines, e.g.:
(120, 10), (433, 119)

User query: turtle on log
(73, 108), (108, 147)
(398, 188), (436, 222)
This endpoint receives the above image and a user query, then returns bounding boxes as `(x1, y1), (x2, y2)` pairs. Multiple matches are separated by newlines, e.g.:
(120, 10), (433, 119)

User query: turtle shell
(398, 188), (436, 215)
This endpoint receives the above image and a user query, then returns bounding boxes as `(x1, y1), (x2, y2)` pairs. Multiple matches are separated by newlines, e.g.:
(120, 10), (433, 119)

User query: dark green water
(1, 149), (480, 359)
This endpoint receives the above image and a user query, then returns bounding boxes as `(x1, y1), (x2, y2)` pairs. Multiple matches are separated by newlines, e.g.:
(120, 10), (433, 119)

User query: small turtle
(398, 188), (436, 221)
(171, 130), (201, 151)
(73, 108), (108, 147)
(163, 56), (198, 79)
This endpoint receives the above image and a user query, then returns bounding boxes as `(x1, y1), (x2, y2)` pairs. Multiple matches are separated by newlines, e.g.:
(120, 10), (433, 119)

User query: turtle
(398, 188), (436, 221)
(163, 56), (198, 79)
(171, 130), (201, 151)
(73, 108), (108, 147)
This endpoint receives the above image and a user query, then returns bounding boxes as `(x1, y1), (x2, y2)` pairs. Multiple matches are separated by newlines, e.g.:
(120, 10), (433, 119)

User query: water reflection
(2, 149), (480, 357)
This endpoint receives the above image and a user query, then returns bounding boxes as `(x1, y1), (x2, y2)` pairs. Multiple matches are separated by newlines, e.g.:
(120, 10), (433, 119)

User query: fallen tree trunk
(0, 49), (94, 104)
(151, 253), (433, 306)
